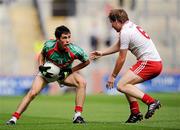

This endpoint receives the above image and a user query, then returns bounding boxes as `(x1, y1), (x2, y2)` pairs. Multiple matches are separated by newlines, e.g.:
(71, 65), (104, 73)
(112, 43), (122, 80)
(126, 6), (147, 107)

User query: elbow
(83, 60), (90, 67)
(116, 49), (120, 53)
(86, 60), (90, 65)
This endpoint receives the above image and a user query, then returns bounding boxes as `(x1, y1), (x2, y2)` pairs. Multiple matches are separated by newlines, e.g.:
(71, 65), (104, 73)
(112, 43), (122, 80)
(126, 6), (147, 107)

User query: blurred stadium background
(0, 0), (180, 96)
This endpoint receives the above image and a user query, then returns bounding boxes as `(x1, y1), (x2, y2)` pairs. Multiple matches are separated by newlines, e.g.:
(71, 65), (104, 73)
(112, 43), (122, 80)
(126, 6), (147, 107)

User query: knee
(28, 90), (38, 99)
(78, 79), (87, 89)
(117, 85), (126, 93)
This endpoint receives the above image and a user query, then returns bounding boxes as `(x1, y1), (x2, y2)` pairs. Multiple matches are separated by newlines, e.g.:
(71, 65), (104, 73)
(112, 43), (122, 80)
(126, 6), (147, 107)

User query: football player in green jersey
(6, 25), (90, 125)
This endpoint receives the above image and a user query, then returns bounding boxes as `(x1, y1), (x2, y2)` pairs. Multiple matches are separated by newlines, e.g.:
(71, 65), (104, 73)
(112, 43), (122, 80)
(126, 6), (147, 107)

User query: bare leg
(16, 75), (47, 114)
(125, 94), (137, 103)
(117, 70), (143, 115)
(75, 82), (86, 107)
(117, 70), (144, 99)
(117, 70), (156, 105)
(6, 75), (47, 125)
(62, 72), (86, 123)
(117, 70), (160, 121)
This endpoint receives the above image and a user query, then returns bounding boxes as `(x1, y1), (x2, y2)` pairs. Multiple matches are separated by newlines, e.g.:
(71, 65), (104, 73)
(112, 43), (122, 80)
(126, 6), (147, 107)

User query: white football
(43, 61), (60, 78)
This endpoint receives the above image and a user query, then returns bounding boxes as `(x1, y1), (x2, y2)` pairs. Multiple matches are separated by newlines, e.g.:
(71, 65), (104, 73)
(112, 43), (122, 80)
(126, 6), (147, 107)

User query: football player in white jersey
(90, 9), (162, 123)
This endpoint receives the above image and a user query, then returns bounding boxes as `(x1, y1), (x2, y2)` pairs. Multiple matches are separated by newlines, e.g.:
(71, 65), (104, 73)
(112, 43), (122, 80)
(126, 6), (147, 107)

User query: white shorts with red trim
(130, 60), (162, 81)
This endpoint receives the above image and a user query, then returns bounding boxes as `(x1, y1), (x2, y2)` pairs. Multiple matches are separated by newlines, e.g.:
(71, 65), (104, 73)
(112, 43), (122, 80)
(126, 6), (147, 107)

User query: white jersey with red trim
(119, 21), (161, 61)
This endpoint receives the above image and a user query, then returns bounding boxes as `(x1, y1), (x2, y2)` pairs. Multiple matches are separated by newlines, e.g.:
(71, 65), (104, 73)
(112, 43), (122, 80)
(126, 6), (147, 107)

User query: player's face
(57, 33), (71, 49)
(110, 20), (122, 32)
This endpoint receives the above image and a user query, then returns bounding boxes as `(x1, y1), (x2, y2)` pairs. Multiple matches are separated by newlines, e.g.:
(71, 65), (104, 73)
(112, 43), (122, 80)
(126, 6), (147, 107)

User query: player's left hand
(61, 68), (72, 75)
(106, 76), (115, 89)
(58, 68), (72, 80)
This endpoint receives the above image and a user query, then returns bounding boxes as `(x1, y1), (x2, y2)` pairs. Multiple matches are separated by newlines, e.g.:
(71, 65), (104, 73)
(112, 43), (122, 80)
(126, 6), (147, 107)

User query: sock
(10, 117), (17, 123)
(12, 112), (21, 119)
(74, 112), (81, 120)
(73, 106), (82, 120)
(142, 94), (155, 105)
(75, 106), (83, 113)
(130, 101), (140, 115)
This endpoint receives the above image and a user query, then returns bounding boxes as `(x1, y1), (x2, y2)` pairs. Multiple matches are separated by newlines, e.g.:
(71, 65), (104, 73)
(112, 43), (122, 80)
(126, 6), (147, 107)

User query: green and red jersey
(42, 39), (89, 69)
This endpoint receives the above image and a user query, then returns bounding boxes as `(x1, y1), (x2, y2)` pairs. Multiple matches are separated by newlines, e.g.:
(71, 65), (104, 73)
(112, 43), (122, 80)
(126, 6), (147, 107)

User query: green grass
(0, 93), (180, 130)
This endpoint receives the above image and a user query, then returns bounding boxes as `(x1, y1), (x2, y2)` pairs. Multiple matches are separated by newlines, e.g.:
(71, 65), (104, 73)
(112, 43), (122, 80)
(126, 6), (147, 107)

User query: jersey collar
(54, 41), (70, 52)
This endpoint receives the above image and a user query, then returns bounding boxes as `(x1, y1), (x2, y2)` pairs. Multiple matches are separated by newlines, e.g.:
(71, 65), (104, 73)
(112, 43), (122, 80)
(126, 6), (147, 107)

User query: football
(43, 61), (60, 78)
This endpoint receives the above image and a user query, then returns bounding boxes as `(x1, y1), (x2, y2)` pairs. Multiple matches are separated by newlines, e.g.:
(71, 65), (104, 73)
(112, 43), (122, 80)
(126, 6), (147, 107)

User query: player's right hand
(90, 51), (102, 60)
(39, 65), (51, 73)
(106, 75), (115, 89)
(39, 65), (53, 78)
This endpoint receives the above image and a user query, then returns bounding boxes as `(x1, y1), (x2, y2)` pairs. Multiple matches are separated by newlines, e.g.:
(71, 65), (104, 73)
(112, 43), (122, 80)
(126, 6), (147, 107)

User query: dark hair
(108, 9), (129, 23)
(55, 25), (71, 38)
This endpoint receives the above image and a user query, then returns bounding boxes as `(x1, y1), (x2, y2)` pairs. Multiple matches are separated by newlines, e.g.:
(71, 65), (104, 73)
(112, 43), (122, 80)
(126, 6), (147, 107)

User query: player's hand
(61, 68), (72, 74)
(58, 68), (72, 80)
(39, 65), (53, 78)
(39, 65), (51, 74)
(106, 75), (115, 89)
(90, 51), (103, 60)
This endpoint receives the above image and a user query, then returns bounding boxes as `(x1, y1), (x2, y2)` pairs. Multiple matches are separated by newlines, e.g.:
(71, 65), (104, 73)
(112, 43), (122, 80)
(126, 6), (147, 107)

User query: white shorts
(38, 72), (61, 83)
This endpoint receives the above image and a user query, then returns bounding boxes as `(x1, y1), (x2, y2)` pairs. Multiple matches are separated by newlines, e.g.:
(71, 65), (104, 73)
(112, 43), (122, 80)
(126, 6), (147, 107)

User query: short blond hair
(108, 9), (129, 23)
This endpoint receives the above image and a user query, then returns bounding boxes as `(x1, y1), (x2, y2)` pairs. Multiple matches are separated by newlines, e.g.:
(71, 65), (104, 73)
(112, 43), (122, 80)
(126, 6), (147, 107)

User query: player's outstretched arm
(102, 39), (120, 56)
(90, 51), (103, 60)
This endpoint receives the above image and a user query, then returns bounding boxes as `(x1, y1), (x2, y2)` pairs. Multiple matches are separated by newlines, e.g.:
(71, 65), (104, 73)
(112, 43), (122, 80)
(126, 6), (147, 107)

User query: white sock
(73, 112), (81, 120)
(10, 116), (17, 123)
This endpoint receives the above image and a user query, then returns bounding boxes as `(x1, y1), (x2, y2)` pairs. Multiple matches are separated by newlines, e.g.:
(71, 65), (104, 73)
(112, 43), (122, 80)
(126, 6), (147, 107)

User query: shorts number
(136, 26), (150, 39)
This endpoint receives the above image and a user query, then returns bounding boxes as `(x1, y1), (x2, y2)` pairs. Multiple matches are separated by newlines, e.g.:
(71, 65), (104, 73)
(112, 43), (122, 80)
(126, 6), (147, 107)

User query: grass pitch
(0, 93), (180, 130)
